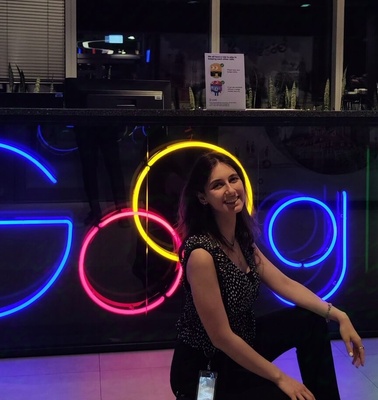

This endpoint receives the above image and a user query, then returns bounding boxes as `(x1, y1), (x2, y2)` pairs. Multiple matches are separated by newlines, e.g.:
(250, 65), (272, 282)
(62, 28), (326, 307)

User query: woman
(170, 151), (365, 400)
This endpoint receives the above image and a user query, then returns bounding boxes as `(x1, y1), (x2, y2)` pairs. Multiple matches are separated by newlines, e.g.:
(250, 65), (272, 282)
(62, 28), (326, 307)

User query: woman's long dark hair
(176, 151), (258, 254)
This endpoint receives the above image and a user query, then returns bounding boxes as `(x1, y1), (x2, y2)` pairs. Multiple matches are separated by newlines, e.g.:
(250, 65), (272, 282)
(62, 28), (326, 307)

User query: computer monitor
(64, 78), (172, 109)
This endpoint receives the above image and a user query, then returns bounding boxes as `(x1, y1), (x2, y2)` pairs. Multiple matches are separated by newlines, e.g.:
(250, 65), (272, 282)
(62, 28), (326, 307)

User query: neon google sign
(131, 141), (254, 262)
(79, 141), (254, 314)
(72, 140), (350, 313)
(0, 141), (72, 317)
(262, 191), (347, 305)
(79, 209), (181, 315)
(1, 139), (348, 316)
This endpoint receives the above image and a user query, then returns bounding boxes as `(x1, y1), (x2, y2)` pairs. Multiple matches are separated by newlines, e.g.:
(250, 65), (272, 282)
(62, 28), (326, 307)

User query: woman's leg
(171, 341), (290, 400)
(170, 341), (209, 400)
(254, 307), (341, 400)
(171, 307), (341, 400)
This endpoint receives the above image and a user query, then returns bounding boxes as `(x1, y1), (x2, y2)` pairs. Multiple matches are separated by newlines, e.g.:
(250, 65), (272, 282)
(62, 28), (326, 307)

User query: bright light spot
(105, 35), (123, 43)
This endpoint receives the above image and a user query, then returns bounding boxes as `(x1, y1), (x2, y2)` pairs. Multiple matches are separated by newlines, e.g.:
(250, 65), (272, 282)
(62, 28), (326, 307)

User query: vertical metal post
(210, 0), (220, 53)
(65, 0), (77, 78)
(331, 0), (345, 110)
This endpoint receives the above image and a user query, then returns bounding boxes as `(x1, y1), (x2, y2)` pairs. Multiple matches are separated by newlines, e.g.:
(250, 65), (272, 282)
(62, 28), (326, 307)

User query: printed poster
(204, 53), (246, 110)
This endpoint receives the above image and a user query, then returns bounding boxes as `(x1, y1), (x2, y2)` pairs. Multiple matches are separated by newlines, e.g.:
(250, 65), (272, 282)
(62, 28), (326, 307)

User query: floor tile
(100, 366), (175, 400)
(273, 356), (302, 381)
(358, 354), (378, 387)
(334, 355), (378, 400)
(0, 339), (376, 400)
(100, 349), (172, 371)
(0, 354), (100, 376)
(0, 372), (101, 400)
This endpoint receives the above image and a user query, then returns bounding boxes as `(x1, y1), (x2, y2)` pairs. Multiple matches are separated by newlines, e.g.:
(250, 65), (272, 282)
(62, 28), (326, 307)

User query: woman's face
(199, 162), (245, 215)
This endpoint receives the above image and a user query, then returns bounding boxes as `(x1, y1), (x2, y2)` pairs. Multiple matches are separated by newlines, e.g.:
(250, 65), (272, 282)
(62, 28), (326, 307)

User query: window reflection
(77, 0), (210, 109)
(76, 0), (378, 110)
(220, 0), (331, 109)
(345, 0), (378, 110)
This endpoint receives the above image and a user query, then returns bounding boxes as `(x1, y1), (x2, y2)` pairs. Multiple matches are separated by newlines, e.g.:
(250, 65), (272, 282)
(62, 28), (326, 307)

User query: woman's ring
(359, 346), (365, 350)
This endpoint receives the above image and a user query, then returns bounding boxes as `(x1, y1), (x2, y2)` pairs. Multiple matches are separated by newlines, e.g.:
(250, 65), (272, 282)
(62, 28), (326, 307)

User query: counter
(1, 107), (378, 125)
(0, 108), (376, 357)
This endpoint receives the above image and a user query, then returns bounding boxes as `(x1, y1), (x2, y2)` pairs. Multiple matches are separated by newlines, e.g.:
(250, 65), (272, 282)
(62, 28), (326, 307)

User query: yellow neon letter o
(132, 141), (254, 262)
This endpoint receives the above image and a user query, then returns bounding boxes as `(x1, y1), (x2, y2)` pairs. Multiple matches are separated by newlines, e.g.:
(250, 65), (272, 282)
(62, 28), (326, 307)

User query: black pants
(170, 307), (341, 400)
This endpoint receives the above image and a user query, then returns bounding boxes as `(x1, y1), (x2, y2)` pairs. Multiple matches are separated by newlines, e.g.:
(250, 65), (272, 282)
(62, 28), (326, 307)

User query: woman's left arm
(254, 246), (365, 367)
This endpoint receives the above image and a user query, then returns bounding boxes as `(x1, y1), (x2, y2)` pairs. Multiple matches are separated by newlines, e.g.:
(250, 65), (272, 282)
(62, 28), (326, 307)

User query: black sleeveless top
(176, 234), (261, 355)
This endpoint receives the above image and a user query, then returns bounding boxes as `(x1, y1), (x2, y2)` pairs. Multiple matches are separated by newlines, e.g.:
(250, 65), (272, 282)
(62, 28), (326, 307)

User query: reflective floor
(0, 338), (376, 400)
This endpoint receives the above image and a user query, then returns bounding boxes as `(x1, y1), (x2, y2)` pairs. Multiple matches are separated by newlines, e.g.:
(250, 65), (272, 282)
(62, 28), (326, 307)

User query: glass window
(0, 0), (65, 90)
(76, 0), (210, 109)
(344, 0), (378, 110)
(220, 0), (332, 109)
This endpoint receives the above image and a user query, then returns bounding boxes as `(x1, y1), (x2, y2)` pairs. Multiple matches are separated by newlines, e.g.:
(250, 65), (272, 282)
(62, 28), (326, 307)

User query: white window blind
(0, 0), (65, 83)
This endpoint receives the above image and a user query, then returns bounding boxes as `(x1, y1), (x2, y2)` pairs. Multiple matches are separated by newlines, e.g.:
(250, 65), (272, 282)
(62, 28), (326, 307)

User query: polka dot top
(176, 234), (261, 355)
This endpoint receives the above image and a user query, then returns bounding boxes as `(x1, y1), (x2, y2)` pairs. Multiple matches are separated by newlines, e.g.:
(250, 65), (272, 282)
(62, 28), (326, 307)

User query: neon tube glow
(0, 219), (73, 317)
(270, 192), (347, 305)
(268, 196), (337, 268)
(37, 125), (78, 153)
(322, 190), (347, 300)
(132, 141), (254, 262)
(79, 209), (182, 315)
(0, 142), (57, 184)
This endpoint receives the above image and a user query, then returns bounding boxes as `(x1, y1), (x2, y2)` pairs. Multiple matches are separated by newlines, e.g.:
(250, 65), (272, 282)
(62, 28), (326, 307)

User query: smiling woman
(170, 150), (364, 400)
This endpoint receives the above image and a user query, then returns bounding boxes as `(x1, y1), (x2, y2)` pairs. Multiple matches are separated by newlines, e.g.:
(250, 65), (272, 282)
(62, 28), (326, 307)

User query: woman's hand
(276, 372), (315, 400)
(338, 313), (365, 368)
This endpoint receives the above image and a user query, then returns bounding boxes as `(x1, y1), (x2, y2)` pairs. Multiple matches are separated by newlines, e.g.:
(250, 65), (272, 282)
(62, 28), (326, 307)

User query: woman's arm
(186, 248), (315, 399)
(254, 246), (365, 367)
